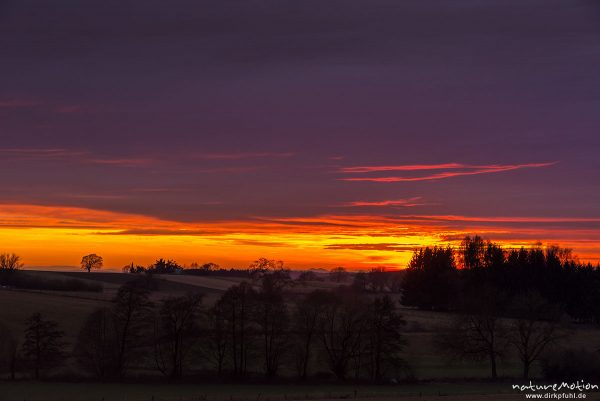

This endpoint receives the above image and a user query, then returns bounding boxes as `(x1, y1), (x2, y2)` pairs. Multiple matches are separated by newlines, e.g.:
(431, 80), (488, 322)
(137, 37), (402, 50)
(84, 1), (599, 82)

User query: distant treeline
(124, 259), (252, 278)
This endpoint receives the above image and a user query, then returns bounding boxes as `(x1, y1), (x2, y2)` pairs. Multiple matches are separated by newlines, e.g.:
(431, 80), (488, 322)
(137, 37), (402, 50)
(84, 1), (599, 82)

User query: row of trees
(0, 275), (407, 382)
(121, 257), (402, 290)
(402, 236), (600, 322)
(0, 277), (568, 382)
(401, 237), (600, 380)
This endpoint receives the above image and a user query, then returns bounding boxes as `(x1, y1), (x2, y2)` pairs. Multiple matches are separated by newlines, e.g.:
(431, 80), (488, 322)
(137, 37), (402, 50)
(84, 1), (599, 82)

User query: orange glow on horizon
(0, 203), (599, 271)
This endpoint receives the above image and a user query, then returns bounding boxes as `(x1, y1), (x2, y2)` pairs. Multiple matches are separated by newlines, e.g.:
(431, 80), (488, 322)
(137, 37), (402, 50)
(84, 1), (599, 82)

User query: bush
(541, 348), (600, 381)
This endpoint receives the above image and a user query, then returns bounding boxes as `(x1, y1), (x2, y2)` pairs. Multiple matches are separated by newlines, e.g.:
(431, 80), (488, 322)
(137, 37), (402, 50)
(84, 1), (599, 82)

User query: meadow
(1, 270), (600, 401)
(0, 381), (546, 401)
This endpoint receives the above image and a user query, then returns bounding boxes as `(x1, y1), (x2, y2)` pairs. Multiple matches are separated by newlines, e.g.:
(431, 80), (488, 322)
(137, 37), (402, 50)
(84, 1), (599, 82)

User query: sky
(1, 0), (600, 270)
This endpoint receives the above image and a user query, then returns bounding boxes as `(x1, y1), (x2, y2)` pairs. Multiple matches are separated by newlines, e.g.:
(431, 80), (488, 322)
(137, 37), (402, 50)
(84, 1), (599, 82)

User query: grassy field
(1, 270), (600, 382)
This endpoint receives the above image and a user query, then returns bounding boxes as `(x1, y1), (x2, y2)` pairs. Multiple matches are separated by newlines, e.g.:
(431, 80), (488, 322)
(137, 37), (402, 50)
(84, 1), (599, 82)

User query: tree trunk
(9, 349), (16, 380)
(302, 339), (311, 380)
(490, 353), (497, 380)
(523, 361), (530, 380)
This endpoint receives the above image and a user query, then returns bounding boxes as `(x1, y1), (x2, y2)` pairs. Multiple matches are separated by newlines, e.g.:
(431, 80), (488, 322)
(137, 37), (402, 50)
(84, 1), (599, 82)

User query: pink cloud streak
(341, 197), (424, 207)
(201, 152), (294, 160)
(339, 162), (557, 182)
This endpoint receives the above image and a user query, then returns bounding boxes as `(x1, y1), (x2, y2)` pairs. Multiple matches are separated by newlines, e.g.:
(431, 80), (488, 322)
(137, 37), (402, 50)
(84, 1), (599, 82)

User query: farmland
(1, 270), (600, 401)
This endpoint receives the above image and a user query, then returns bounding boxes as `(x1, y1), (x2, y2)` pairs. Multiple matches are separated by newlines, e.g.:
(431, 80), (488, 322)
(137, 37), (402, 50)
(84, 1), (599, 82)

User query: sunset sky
(1, 0), (600, 270)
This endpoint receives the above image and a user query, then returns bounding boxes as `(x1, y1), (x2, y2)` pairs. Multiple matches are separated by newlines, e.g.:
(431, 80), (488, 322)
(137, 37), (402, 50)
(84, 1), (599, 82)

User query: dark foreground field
(4, 381), (593, 401)
(1, 271), (600, 401)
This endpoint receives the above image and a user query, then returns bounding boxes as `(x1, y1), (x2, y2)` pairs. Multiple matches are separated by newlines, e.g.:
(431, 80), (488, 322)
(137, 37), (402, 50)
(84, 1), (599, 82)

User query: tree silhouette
(402, 246), (457, 310)
(217, 282), (257, 377)
(21, 313), (66, 379)
(154, 293), (203, 378)
(80, 254), (103, 273)
(76, 280), (153, 378)
(149, 258), (182, 274)
(291, 290), (329, 380)
(254, 274), (289, 377)
(74, 307), (119, 378)
(0, 253), (23, 271)
(112, 280), (153, 376)
(329, 267), (349, 283)
(204, 302), (229, 376)
(0, 253), (23, 286)
(436, 288), (509, 380)
(319, 290), (367, 380)
(365, 296), (406, 381)
(509, 292), (563, 379)
(199, 262), (220, 272)
(249, 258), (286, 280)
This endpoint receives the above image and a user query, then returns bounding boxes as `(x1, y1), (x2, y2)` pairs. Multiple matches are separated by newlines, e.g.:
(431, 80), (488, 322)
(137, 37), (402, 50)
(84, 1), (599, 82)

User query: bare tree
(204, 303), (229, 376)
(22, 313), (66, 379)
(365, 296), (406, 382)
(217, 282), (257, 377)
(0, 253), (23, 271)
(112, 280), (153, 376)
(510, 292), (564, 379)
(254, 275), (289, 377)
(154, 293), (203, 378)
(319, 291), (368, 380)
(249, 257), (287, 280)
(436, 293), (509, 380)
(74, 307), (119, 378)
(291, 290), (329, 380)
(81, 254), (103, 273)
(75, 281), (153, 378)
(200, 262), (220, 272)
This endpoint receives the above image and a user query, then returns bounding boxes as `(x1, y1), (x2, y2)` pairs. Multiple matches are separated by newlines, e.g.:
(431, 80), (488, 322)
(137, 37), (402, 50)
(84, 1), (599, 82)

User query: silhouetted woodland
(402, 236), (600, 324)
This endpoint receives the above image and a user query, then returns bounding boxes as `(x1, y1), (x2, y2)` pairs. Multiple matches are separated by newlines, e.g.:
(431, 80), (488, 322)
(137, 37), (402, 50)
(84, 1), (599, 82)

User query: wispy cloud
(341, 197), (424, 207)
(338, 162), (558, 182)
(339, 163), (468, 173)
(0, 148), (86, 159)
(408, 214), (600, 224)
(97, 228), (213, 236)
(231, 239), (288, 247)
(325, 243), (419, 251)
(63, 194), (130, 200)
(89, 158), (153, 167)
(0, 99), (40, 108)
(0, 148), (154, 167)
(201, 152), (294, 160)
(194, 166), (265, 173)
